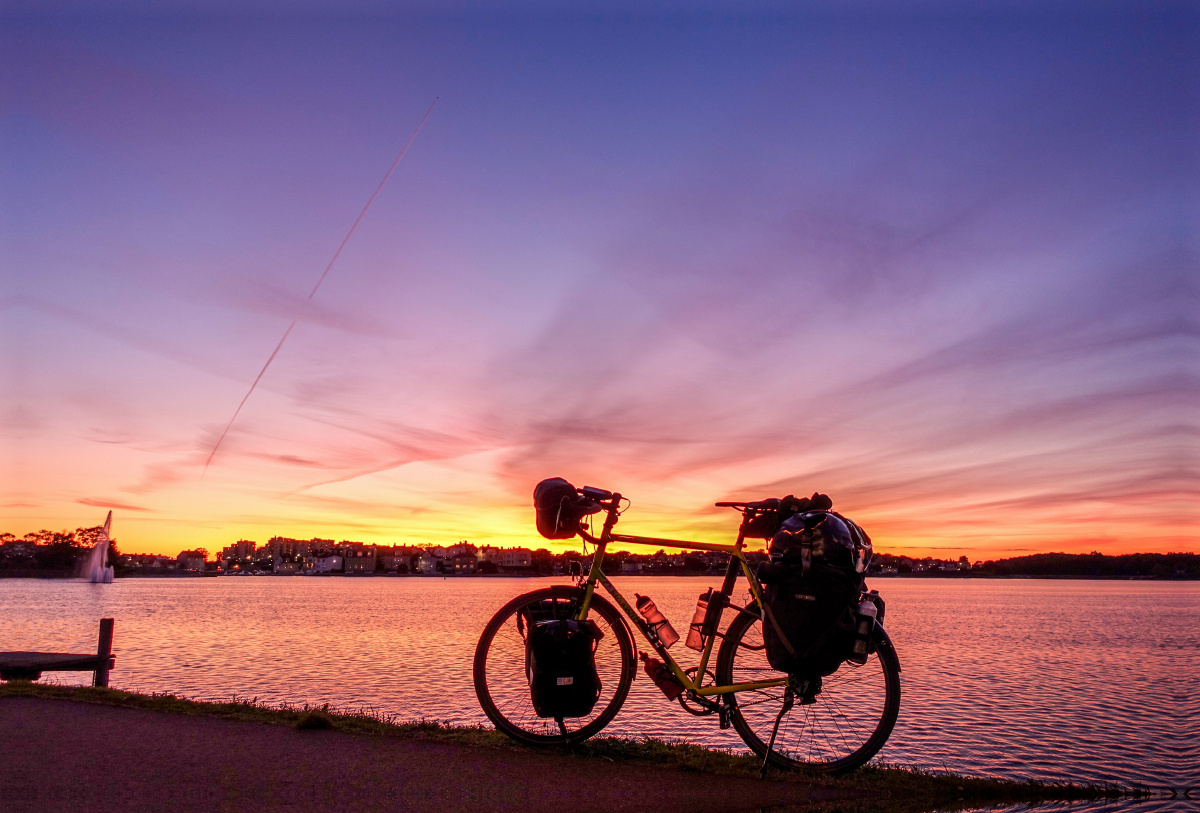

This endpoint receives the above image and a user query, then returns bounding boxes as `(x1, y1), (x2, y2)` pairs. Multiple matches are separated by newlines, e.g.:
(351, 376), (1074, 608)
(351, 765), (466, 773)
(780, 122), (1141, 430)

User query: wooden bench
(0, 618), (116, 687)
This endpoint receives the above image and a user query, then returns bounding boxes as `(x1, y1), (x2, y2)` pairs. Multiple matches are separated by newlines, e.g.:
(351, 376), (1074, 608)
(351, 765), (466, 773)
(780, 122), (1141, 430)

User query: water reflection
(1, 577), (1195, 803)
(748, 799), (1193, 813)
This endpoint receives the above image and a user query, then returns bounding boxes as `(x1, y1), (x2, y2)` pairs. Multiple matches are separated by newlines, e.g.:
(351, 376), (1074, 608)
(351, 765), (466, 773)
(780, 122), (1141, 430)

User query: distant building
(498, 548), (532, 569)
(305, 553), (343, 574)
(263, 537), (315, 560)
(177, 551), (207, 571)
(274, 555), (301, 575)
(1, 541), (37, 560)
(221, 540), (257, 560)
(377, 545), (417, 572)
(416, 552), (444, 574)
(446, 542), (477, 558)
(118, 553), (172, 569)
(452, 552), (477, 574)
(220, 540), (257, 571)
(343, 546), (376, 574)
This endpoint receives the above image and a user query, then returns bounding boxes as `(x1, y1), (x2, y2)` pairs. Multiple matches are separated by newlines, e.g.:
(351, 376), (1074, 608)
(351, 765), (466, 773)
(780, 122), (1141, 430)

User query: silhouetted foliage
(0, 526), (119, 573)
(976, 552), (1198, 578)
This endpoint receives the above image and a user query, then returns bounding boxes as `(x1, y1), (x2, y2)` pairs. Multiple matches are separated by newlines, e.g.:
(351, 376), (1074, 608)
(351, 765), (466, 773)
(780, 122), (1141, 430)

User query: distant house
(416, 552), (444, 574)
(446, 542), (477, 558)
(1, 541), (37, 560)
(453, 552), (477, 574)
(498, 548), (533, 569)
(274, 555), (301, 575)
(343, 546), (376, 574)
(177, 551), (207, 572)
(647, 551), (685, 570)
(306, 553), (343, 574)
(119, 553), (172, 569)
(378, 546), (418, 572)
(621, 560), (642, 574)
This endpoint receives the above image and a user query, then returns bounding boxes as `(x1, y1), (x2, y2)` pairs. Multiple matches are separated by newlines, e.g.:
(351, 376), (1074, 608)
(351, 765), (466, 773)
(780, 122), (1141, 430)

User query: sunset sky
(2, 3), (1195, 559)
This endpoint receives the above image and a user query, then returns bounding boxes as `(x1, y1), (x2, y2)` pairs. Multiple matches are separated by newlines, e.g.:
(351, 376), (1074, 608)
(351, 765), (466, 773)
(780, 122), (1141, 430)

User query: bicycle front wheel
(473, 586), (636, 745)
(716, 609), (901, 773)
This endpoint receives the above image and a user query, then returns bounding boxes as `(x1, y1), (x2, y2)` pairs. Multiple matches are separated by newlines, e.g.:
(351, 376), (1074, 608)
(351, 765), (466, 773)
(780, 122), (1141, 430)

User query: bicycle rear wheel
(473, 586), (636, 745)
(716, 608), (901, 773)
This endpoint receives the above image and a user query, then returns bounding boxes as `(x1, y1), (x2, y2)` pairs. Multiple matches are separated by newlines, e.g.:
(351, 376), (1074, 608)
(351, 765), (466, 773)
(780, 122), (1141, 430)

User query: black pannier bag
(534, 478), (602, 540)
(524, 618), (604, 719)
(759, 510), (873, 676)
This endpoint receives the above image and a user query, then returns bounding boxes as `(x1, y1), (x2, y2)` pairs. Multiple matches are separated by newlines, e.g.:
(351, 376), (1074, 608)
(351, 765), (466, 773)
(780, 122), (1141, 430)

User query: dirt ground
(1, 697), (850, 813)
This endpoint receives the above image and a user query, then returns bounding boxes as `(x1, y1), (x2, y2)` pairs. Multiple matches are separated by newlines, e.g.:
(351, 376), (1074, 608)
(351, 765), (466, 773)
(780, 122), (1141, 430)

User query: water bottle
(635, 593), (679, 648)
(848, 597), (878, 664)
(685, 590), (711, 651)
(639, 652), (684, 700)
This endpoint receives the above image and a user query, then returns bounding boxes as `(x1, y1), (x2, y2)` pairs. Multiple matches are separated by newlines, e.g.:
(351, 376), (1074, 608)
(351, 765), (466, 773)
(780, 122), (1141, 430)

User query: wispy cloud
(77, 498), (152, 512)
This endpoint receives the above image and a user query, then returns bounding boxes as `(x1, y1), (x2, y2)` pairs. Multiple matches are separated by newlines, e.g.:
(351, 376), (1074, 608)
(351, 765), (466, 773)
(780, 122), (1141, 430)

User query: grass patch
(1, 681), (1138, 811)
(294, 709), (335, 730)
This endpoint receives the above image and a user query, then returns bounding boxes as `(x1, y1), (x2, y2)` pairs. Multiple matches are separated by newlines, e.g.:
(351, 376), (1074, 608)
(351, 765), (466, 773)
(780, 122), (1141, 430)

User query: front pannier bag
(525, 619), (604, 719)
(534, 477), (601, 540)
(760, 510), (871, 676)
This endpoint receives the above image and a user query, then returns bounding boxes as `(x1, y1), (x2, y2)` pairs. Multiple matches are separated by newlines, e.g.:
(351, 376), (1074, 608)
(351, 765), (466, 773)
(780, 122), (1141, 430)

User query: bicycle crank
(678, 667), (719, 716)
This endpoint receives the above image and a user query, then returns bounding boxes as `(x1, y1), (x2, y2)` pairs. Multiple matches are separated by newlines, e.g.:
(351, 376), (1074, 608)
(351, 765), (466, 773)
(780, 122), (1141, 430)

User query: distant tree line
(0, 526), (118, 575)
(3, 529), (1195, 579)
(975, 552), (1198, 579)
(869, 551), (1197, 579)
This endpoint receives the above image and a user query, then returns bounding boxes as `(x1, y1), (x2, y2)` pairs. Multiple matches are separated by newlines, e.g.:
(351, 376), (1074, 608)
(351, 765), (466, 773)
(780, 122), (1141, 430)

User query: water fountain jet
(84, 511), (115, 584)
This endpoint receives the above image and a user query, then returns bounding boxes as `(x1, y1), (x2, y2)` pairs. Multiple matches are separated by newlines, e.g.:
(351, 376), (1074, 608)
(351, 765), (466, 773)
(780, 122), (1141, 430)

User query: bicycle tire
(474, 585), (636, 745)
(716, 608), (901, 773)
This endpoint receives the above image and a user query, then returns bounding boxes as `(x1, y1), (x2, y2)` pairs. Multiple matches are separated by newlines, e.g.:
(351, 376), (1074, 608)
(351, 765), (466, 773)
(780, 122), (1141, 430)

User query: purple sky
(2, 5), (1195, 557)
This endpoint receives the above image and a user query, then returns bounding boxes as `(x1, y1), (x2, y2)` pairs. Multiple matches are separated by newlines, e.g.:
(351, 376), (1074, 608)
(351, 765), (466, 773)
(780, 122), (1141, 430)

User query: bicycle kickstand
(556, 717), (575, 754)
(759, 686), (796, 779)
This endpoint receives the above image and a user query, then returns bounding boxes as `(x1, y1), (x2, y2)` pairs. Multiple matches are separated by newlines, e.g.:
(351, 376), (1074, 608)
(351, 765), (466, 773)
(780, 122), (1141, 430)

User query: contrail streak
(202, 99), (437, 477)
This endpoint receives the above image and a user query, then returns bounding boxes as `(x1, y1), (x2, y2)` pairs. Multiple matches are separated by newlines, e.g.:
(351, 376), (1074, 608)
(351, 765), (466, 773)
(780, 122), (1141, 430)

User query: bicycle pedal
(718, 706), (731, 730)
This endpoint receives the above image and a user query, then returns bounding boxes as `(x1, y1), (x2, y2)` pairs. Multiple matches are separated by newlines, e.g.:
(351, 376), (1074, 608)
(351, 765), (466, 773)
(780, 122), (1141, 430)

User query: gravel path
(1, 697), (844, 813)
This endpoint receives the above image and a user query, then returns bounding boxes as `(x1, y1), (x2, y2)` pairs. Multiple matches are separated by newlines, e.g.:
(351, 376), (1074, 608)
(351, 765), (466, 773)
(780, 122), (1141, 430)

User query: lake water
(2, 576), (1195, 811)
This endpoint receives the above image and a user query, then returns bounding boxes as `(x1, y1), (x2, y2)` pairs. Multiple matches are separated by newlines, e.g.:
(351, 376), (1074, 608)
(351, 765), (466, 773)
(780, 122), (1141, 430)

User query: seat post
(718, 530), (746, 597)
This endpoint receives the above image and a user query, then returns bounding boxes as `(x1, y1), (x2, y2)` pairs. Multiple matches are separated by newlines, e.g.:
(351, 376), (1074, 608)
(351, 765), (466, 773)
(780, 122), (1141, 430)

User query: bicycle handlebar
(580, 485), (614, 501)
(715, 498), (780, 511)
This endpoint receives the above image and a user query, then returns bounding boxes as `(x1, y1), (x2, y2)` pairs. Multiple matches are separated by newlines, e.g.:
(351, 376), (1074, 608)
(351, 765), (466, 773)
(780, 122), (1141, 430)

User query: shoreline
(0, 682), (1145, 811)
(2, 570), (1196, 580)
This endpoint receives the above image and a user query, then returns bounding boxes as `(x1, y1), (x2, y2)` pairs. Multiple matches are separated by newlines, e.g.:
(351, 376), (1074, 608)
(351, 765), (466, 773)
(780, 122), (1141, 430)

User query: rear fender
(871, 626), (901, 671)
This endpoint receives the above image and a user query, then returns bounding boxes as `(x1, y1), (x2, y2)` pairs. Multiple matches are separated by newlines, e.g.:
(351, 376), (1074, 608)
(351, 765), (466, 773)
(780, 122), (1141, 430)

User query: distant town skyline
(3, 6), (1194, 558)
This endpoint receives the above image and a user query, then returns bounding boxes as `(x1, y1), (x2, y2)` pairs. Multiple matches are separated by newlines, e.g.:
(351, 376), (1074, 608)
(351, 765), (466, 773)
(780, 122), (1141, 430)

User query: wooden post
(94, 618), (114, 688)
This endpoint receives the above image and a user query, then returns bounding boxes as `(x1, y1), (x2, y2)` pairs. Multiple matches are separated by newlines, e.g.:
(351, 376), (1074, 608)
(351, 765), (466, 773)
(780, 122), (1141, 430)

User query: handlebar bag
(534, 478), (601, 540)
(525, 618), (604, 719)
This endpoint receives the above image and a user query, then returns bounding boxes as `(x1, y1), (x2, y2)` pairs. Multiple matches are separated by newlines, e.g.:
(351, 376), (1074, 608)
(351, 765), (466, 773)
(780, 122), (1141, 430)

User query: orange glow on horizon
(8, 481), (1191, 562)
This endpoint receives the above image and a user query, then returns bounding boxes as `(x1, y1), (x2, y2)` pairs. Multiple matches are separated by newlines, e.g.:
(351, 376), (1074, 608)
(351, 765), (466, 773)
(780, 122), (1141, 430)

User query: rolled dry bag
(527, 619), (604, 718)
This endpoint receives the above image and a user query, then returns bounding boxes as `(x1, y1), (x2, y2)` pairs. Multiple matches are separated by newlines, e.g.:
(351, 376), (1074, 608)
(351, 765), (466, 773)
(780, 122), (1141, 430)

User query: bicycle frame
(572, 494), (789, 699)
